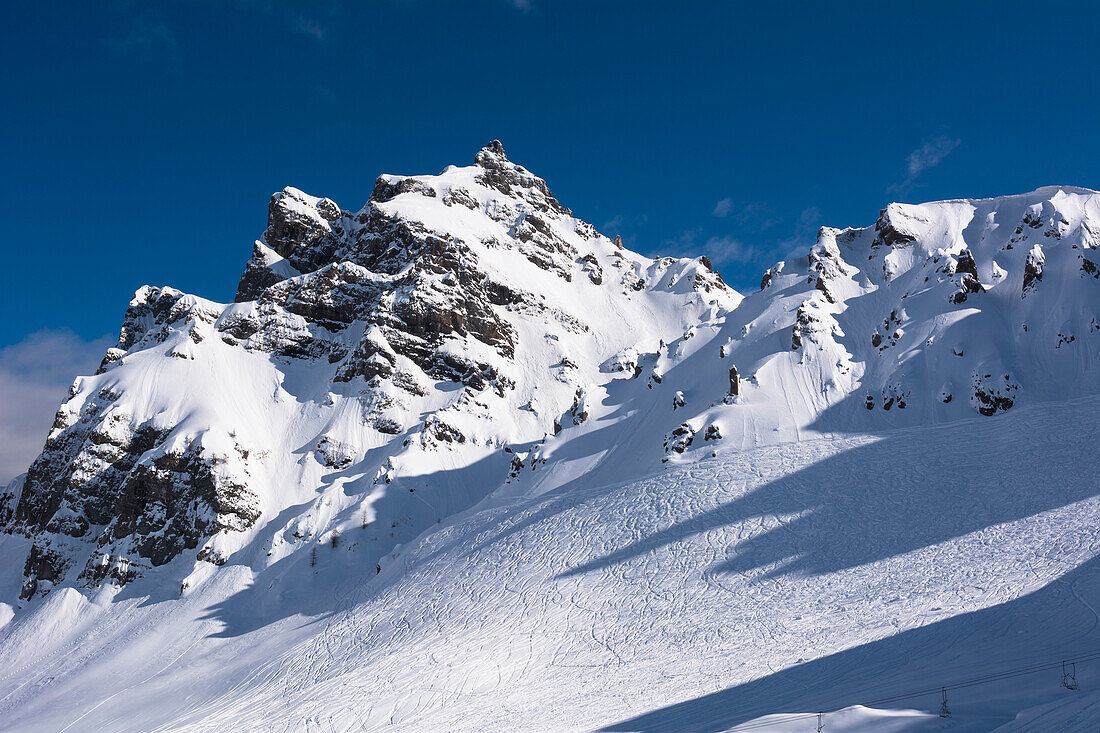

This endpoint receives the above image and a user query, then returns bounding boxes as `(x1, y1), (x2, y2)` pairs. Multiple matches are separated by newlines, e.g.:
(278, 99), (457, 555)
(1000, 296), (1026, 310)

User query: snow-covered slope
(2, 147), (1099, 731)
(648, 185), (1100, 463)
(2, 397), (1100, 732)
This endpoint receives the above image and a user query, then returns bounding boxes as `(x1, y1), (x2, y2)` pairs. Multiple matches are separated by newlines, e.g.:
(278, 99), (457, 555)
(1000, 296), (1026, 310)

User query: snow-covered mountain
(1, 141), (732, 599)
(2, 145), (1099, 731)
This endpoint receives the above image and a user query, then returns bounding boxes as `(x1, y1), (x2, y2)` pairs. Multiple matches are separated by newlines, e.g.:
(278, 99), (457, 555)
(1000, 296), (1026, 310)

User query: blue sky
(1, 1), (1098, 459)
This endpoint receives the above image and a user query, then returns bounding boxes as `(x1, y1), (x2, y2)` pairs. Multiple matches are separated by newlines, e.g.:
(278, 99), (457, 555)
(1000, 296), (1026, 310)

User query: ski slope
(2, 394), (1099, 731)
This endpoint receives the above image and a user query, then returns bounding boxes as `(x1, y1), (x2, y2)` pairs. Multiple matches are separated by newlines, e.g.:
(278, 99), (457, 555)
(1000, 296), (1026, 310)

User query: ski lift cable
(725, 657), (1100, 731)
(874, 650), (1100, 697)
(862, 657), (1100, 708)
(722, 651), (1100, 731)
(718, 649), (1100, 731)
(807, 645), (1100, 703)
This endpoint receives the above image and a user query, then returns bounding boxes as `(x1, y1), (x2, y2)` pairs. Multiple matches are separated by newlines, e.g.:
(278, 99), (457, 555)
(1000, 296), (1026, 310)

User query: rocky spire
(475, 139), (508, 166)
(472, 140), (570, 216)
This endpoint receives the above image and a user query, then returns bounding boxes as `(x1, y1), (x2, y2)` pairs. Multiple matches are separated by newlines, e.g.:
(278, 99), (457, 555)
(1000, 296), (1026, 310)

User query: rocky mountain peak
(475, 138), (508, 164)
(4, 145), (736, 599)
(471, 139), (569, 217)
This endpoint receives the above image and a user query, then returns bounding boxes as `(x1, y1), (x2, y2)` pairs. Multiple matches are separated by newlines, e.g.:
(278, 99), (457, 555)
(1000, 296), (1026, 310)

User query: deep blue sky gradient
(2, 1), (1099, 347)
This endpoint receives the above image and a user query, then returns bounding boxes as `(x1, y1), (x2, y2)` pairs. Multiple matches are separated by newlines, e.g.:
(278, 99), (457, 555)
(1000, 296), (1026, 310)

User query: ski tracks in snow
(5, 397), (1100, 731)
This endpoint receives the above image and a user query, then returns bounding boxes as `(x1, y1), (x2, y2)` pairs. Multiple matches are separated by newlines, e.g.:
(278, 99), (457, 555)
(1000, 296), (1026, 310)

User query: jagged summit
(478, 138), (507, 159)
(235, 141), (614, 303)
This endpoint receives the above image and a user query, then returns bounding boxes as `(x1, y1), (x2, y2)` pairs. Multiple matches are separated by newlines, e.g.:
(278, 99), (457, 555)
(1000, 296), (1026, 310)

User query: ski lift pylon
(1063, 660), (1079, 691)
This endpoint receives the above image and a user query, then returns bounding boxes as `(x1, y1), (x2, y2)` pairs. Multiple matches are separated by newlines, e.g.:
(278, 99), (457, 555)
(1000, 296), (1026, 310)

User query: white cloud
(701, 235), (758, 264)
(0, 330), (113, 485)
(893, 136), (961, 192)
(907, 136), (960, 177)
(712, 198), (733, 218)
(662, 203), (825, 287)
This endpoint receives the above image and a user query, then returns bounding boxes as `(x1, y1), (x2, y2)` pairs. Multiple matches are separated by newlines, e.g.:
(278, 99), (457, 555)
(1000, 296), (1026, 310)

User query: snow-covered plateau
(2, 143), (1100, 731)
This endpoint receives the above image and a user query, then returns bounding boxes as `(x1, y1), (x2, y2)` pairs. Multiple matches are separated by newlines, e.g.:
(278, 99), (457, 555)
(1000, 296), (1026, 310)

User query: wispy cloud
(107, 1), (339, 58)
(242, 1), (338, 41)
(599, 213), (649, 251)
(508, 0), (534, 10)
(893, 135), (961, 193)
(288, 12), (328, 41)
(908, 136), (960, 177)
(0, 330), (113, 485)
(700, 235), (758, 264)
(602, 214), (626, 231)
(663, 227), (757, 265)
(667, 202), (822, 288)
(777, 206), (822, 259)
(712, 198), (776, 230)
(600, 212), (648, 233)
(663, 225), (704, 251)
(106, 10), (180, 59)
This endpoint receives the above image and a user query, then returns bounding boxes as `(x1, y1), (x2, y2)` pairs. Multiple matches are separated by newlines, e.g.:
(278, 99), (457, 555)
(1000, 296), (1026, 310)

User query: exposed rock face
(1023, 244), (1045, 295)
(235, 188), (354, 302)
(232, 190), (521, 391)
(950, 248), (984, 304)
(553, 388), (590, 434)
(971, 372), (1020, 416)
(791, 299), (842, 351)
(760, 261), (784, 290)
(225, 142), (731, 397)
(12, 396), (261, 599)
(872, 205), (918, 248)
(474, 141), (571, 218)
(663, 423), (695, 456)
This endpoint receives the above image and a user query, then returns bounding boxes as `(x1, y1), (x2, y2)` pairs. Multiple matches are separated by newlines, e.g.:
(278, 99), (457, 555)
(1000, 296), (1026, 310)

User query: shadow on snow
(601, 553), (1100, 732)
(559, 396), (1097, 580)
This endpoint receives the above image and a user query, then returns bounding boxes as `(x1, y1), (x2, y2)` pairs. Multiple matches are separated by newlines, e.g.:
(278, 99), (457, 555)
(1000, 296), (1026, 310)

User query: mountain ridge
(2, 144), (1099, 731)
(3, 144), (1098, 606)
